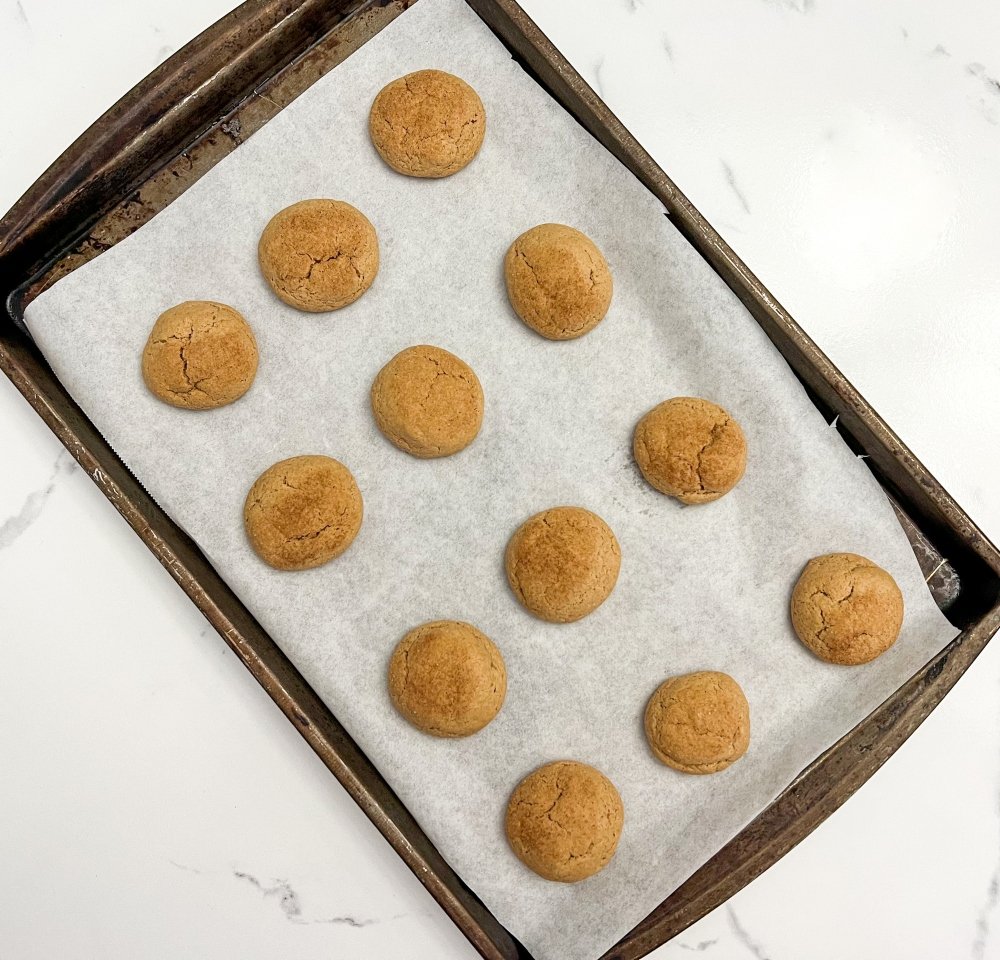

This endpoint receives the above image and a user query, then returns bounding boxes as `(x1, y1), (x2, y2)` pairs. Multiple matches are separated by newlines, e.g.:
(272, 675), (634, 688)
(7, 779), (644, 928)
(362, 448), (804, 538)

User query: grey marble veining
(233, 871), (380, 927)
(725, 908), (770, 960)
(720, 160), (752, 215)
(0, 450), (73, 551)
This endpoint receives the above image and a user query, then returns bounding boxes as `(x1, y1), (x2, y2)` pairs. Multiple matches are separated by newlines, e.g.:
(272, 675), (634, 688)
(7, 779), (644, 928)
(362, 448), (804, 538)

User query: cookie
(505, 760), (623, 883)
(258, 199), (378, 312)
(371, 345), (484, 458)
(369, 69), (485, 178)
(244, 455), (363, 570)
(790, 552), (904, 665)
(505, 506), (620, 623)
(388, 620), (506, 737)
(633, 397), (746, 504)
(141, 300), (257, 410)
(504, 223), (613, 340)
(644, 671), (750, 774)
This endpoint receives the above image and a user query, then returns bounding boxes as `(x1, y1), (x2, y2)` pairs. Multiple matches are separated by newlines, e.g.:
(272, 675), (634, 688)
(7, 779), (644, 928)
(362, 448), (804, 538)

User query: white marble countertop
(1, 0), (999, 957)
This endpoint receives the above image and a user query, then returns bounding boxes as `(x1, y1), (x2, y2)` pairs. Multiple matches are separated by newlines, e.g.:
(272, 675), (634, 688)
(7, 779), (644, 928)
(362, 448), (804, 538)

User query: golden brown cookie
(504, 223), (613, 340)
(371, 345), (484, 458)
(258, 199), (378, 312)
(369, 69), (486, 178)
(388, 620), (506, 737)
(644, 671), (750, 774)
(633, 397), (746, 504)
(505, 760), (623, 883)
(505, 506), (620, 623)
(244, 455), (363, 570)
(141, 300), (257, 410)
(790, 552), (904, 665)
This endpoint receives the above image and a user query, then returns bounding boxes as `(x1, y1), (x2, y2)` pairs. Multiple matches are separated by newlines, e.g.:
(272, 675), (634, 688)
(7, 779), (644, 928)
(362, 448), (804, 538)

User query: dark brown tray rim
(1, 2), (999, 959)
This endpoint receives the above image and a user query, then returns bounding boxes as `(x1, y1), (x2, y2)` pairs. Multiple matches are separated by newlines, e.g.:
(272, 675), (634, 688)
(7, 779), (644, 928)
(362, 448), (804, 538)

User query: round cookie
(633, 397), (746, 504)
(505, 760), (623, 883)
(371, 345), (484, 458)
(504, 223), (612, 340)
(141, 300), (257, 410)
(790, 552), (904, 665)
(505, 506), (620, 623)
(369, 69), (485, 178)
(644, 671), (750, 774)
(258, 199), (378, 312)
(244, 455), (363, 570)
(388, 620), (506, 737)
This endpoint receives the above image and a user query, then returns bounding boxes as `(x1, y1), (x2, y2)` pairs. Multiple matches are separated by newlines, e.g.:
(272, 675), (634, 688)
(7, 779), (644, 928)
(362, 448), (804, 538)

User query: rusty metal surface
(1, 2), (998, 959)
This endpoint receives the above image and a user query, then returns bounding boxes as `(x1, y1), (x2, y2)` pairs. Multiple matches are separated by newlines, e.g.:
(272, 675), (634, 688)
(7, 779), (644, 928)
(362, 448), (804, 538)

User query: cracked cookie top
(388, 620), (506, 737)
(633, 396), (746, 504)
(243, 455), (363, 570)
(644, 671), (750, 775)
(371, 344), (484, 458)
(141, 300), (258, 410)
(505, 760), (623, 883)
(504, 223), (613, 340)
(257, 199), (379, 312)
(369, 69), (485, 178)
(505, 506), (620, 623)
(791, 552), (904, 665)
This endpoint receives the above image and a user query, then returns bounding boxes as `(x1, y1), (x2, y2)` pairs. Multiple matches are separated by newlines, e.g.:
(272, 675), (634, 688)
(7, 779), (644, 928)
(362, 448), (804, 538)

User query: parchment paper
(23, 1), (955, 956)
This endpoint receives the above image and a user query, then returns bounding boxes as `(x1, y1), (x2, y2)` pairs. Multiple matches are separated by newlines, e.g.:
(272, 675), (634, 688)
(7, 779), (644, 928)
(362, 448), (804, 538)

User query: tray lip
(2, 2), (999, 960)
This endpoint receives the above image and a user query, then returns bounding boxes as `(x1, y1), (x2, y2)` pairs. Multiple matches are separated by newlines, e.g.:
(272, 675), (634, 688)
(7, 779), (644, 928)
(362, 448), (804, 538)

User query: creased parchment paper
(23, 1), (955, 956)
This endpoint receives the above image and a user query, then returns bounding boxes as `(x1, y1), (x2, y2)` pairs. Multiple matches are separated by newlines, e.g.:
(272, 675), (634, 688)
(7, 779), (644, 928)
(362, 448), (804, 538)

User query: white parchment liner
(23, 2), (954, 956)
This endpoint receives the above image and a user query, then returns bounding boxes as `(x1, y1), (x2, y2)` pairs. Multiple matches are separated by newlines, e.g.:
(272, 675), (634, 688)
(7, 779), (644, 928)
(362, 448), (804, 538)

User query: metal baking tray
(2, 1), (998, 957)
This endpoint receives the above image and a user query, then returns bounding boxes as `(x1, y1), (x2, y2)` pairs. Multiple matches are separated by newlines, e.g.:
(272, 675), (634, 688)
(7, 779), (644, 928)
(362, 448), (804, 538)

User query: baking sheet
(22, 1), (955, 957)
